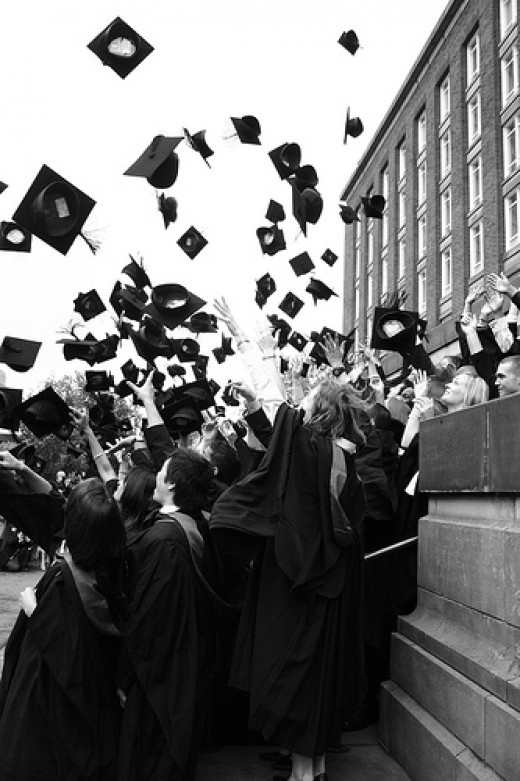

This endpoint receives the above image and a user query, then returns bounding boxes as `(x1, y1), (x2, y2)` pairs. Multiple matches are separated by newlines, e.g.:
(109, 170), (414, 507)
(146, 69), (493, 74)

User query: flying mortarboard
(168, 363), (187, 380)
(88, 17), (154, 78)
(57, 335), (99, 365)
(338, 30), (360, 55)
(119, 287), (149, 321)
(213, 335), (235, 364)
(12, 165), (96, 255)
(85, 371), (114, 393)
(121, 359), (140, 383)
(221, 383), (240, 407)
(173, 378), (215, 410)
(267, 315), (291, 348)
(230, 115), (261, 144)
(306, 278), (338, 304)
(73, 290), (106, 321)
(370, 306), (419, 354)
(192, 355), (209, 379)
(122, 256), (151, 289)
(288, 331), (308, 352)
(124, 135), (182, 189)
(255, 273), (276, 308)
(339, 203), (360, 224)
(0, 222), (32, 253)
(0, 388), (22, 431)
(14, 386), (73, 439)
(265, 199), (286, 223)
(290, 165), (319, 192)
(177, 226), (207, 259)
(130, 318), (175, 364)
(171, 338), (200, 362)
(279, 292), (304, 319)
(93, 334), (119, 364)
(187, 312), (218, 334)
(301, 188), (323, 225)
(344, 108), (364, 144)
(268, 143), (301, 179)
(322, 249), (338, 267)
(145, 284), (206, 330)
(109, 281), (124, 317)
(183, 128), (214, 167)
(256, 225), (286, 256)
(161, 398), (203, 435)
(362, 194), (386, 219)
(157, 193), (178, 228)
(0, 337), (41, 372)
(0, 182), (7, 195)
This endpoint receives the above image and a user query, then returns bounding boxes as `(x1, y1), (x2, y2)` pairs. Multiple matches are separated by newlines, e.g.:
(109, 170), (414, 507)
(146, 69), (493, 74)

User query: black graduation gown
(211, 404), (367, 757)
(0, 561), (122, 781)
(118, 515), (219, 781)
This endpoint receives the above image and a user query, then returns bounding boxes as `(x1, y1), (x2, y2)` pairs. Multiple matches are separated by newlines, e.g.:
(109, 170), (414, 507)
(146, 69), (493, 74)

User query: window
(467, 91), (481, 144)
(354, 282), (360, 321)
(440, 75), (451, 121)
(441, 247), (452, 296)
(355, 240), (361, 278)
(441, 188), (451, 236)
(398, 141), (406, 181)
(398, 236), (406, 278)
(417, 160), (427, 203)
(466, 31), (480, 84)
(417, 111), (427, 152)
(399, 189), (406, 227)
(505, 189), (520, 249)
(382, 213), (389, 248)
(381, 254), (388, 296)
(440, 130), (451, 178)
(381, 166), (389, 201)
(468, 155), (482, 210)
(418, 214), (427, 258)
(469, 221), (484, 275)
(417, 268), (427, 315)
(367, 268), (373, 308)
(502, 46), (519, 106)
(504, 115), (520, 178)
(500, 0), (517, 39)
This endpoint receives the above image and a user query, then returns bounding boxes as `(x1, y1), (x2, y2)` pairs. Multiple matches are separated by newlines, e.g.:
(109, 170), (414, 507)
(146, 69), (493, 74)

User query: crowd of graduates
(0, 267), (519, 781)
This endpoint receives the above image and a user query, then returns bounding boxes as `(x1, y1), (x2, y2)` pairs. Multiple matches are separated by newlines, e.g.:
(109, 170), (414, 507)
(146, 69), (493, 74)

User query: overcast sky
(0, 0), (450, 393)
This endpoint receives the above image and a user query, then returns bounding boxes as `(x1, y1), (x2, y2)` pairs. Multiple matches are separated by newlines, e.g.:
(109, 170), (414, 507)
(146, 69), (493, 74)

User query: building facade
(341, 0), (520, 371)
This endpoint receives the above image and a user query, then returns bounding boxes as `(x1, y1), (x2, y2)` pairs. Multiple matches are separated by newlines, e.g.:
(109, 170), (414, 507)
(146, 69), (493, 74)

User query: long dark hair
(305, 378), (368, 445)
(65, 478), (125, 571)
(120, 465), (157, 532)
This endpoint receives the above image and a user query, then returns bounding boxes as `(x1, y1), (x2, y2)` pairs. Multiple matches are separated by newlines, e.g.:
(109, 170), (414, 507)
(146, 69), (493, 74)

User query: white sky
(0, 0), (450, 393)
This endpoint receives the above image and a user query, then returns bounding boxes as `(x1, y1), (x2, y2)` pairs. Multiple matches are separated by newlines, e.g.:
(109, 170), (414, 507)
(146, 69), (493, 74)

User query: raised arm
(0, 450), (53, 494)
(70, 408), (117, 484)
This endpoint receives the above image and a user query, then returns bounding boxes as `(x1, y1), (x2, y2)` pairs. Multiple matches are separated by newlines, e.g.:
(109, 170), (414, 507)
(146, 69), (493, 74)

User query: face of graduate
(153, 458), (175, 506)
(440, 373), (469, 408)
(495, 360), (520, 397)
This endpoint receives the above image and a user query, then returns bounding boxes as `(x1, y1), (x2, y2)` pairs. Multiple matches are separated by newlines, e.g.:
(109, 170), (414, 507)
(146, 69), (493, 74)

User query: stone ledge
(485, 695), (520, 781)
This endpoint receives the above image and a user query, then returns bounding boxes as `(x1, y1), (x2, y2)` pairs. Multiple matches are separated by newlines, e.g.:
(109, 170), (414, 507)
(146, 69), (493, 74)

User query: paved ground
(0, 565), (409, 780)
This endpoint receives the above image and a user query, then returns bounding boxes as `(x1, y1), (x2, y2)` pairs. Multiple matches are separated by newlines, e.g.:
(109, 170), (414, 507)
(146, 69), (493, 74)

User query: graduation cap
(157, 193), (178, 228)
(339, 203), (360, 224)
(84, 371), (114, 393)
(177, 226), (207, 259)
(301, 188), (323, 225)
(362, 194), (386, 219)
(183, 128), (214, 167)
(269, 143), (301, 179)
(14, 386), (73, 439)
(322, 249), (338, 267)
(12, 165), (96, 255)
(255, 273), (276, 308)
(256, 225), (286, 256)
(124, 135), (182, 189)
(187, 312), (218, 334)
(87, 16), (154, 78)
(230, 115), (261, 144)
(109, 281), (124, 317)
(279, 292), (304, 319)
(0, 221), (32, 253)
(0, 182), (7, 195)
(73, 290), (106, 321)
(306, 278), (338, 304)
(92, 334), (119, 364)
(290, 251), (315, 276)
(309, 327), (354, 366)
(171, 338), (200, 362)
(121, 359), (140, 383)
(213, 335), (235, 364)
(119, 286), (148, 321)
(58, 335), (100, 365)
(338, 29), (360, 54)
(265, 199), (286, 223)
(89, 400), (116, 432)
(221, 383), (240, 407)
(173, 378), (215, 410)
(0, 388), (22, 431)
(267, 314), (291, 348)
(145, 284), (206, 330)
(150, 369), (166, 391)
(344, 108), (364, 144)
(192, 354), (209, 379)
(167, 363), (187, 380)
(161, 398), (204, 435)
(122, 256), (151, 289)
(0, 337), (41, 372)
(114, 380), (133, 399)
(130, 318), (175, 364)
(290, 165), (319, 192)
(288, 331), (308, 352)
(370, 306), (419, 354)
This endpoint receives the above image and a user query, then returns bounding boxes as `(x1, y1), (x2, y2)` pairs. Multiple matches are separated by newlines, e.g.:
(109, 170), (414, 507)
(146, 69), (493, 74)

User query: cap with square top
(122, 256), (151, 289)
(279, 292), (304, 319)
(0, 337), (41, 372)
(370, 306), (419, 354)
(85, 371), (114, 393)
(121, 359), (140, 383)
(230, 115), (261, 144)
(12, 165), (96, 255)
(0, 182), (7, 195)
(213, 335), (235, 364)
(87, 17), (154, 79)
(73, 290), (106, 321)
(171, 338), (200, 362)
(183, 128), (214, 166)
(157, 194), (178, 229)
(124, 135), (182, 189)
(130, 318), (175, 364)
(0, 222), (32, 253)
(177, 226), (207, 259)
(255, 273), (276, 309)
(267, 315), (291, 348)
(187, 312), (218, 334)
(269, 143), (301, 179)
(344, 107), (364, 144)
(145, 283), (206, 330)
(257, 225), (286, 256)
(362, 195), (386, 219)
(290, 251), (315, 277)
(119, 286), (149, 321)
(321, 249), (338, 267)
(338, 30), (360, 54)
(306, 278), (338, 304)
(57, 335), (99, 365)
(339, 204), (360, 224)
(172, 378), (215, 410)
(265, 199), (286, 223)
(288, 332), (308, 352)
(161, 398), (203, 435)
(14, 386), (73, 439)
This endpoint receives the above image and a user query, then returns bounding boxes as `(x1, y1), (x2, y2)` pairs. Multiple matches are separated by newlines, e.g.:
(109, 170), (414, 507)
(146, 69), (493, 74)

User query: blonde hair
(461, 375), (489, 408)
(305, 378), (368, 444)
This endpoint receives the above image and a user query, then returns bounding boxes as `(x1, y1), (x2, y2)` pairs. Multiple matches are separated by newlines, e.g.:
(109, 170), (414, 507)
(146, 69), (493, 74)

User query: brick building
(341, 0), (520, 372)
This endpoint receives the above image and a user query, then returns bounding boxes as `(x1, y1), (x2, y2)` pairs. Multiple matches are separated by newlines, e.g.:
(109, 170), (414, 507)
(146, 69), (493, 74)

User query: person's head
(441, 372), (489, 411)
(153, 448), (214, 514)
(64, 478), (125, 571)
(302, 378), (368, 445)
(118, 465), (157, 528)
(495, 355), (520, 397)
(207, 439), (240, 487)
